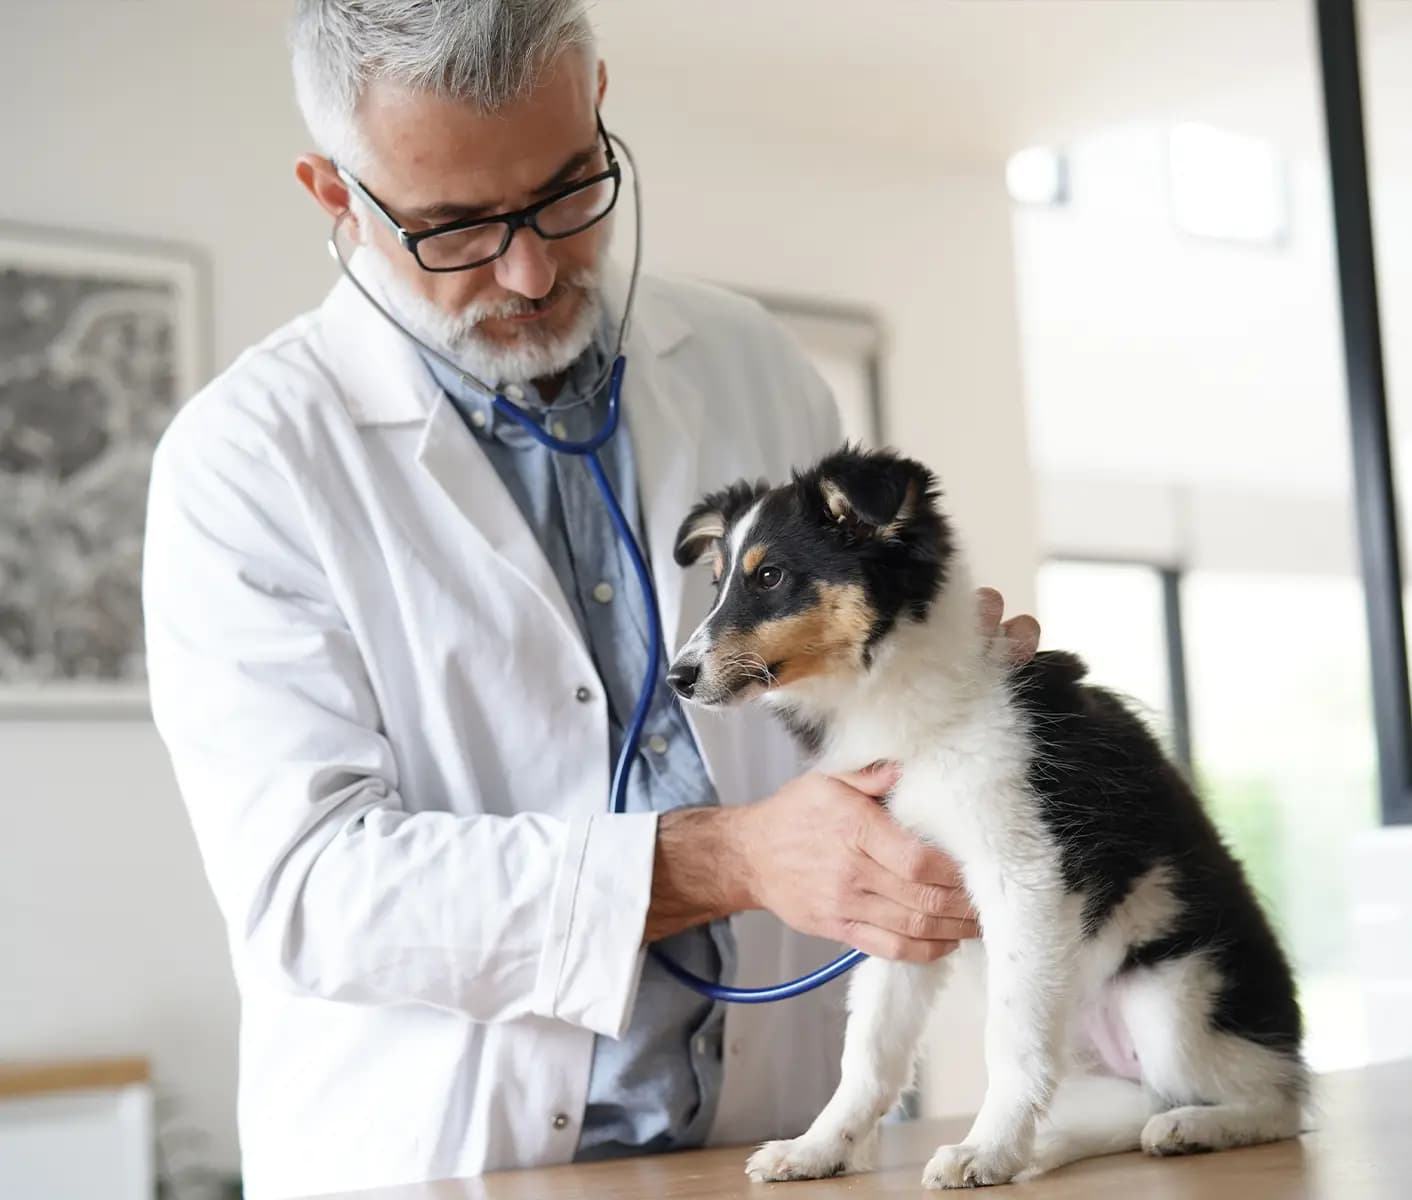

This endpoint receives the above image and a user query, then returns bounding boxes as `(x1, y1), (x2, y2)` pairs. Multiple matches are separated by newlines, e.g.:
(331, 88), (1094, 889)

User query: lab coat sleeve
(142, 408), (654, 1038)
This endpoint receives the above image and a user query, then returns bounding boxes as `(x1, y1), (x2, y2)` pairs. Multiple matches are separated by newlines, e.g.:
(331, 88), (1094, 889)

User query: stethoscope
(328, 130), (864, 1003)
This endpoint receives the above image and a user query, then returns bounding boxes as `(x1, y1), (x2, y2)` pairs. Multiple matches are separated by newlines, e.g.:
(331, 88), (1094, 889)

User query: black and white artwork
(0, 225), (204, 711)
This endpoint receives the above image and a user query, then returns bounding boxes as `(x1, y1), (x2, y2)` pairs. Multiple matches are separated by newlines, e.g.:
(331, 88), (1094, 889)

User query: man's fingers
(851, 892), (979, 943)
(976, 586), (1004, 636)
(1001, 614), (1042, 663)
(831, 762), (902, 798)
(875, 873), (976, 923)
(840, 922), (962, 964)
(854, 805), (963, 888)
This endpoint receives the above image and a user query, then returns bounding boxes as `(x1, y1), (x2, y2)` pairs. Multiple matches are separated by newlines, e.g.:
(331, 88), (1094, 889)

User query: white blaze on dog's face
(667, 447), (953, 707)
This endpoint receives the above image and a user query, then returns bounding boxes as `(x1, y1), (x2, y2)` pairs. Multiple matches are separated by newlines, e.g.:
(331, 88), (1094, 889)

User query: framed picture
(0, 223), (208, 717)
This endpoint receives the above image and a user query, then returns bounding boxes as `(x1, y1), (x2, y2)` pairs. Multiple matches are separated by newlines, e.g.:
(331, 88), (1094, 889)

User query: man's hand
(977, 586), (1040, 664)
(648, 766), (978, 961)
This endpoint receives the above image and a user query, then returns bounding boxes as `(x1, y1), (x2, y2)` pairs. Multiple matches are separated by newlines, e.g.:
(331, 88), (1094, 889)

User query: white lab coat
(143, 263), (848, 1199)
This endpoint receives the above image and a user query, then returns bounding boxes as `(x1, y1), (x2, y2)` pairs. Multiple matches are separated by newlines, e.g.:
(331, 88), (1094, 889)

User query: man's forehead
(357, 59), (596, 206)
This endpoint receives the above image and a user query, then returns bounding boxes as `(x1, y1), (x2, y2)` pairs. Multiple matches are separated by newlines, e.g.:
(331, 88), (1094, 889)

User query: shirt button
(647, 734), (669, 755)
(592, 581), (615, 605)
(503, 383), (524, 401)
(575, 686), (593, 703)
(552, 1112), (569, 1130)
(470, 410), (487, 429)
(693, 1035), (709, 1056)
(551, 420), (568, 439)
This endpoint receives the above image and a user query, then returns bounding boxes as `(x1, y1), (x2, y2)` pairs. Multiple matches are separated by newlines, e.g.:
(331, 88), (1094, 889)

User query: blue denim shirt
(419, 339), (736, 1159)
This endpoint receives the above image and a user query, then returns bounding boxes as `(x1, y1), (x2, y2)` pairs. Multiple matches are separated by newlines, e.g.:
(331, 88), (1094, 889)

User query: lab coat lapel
(323, 267), (586, 652)
(620, 305), (707, 657)
(416, 395), (586, 651)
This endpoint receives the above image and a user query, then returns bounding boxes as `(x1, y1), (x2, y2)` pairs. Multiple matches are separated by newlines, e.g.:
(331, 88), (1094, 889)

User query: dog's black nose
(667, 660), (700, 699)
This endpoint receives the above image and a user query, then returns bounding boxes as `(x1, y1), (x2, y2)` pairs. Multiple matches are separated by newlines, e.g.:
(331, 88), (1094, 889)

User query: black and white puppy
(668, 446), (1307, 1189)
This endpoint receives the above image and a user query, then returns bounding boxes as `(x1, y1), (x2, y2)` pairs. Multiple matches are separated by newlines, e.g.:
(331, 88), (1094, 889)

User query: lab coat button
(575, 686), (592, 703)
(552, 1112), (569, 1130)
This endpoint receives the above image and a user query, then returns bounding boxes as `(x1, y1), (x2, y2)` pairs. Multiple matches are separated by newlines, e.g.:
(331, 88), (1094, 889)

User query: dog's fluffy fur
(669, 446), (1307, 1189)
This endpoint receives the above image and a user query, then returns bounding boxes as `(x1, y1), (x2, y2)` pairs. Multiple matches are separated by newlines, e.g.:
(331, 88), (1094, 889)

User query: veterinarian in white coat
(147, 256), (848, 1196)
(144, 3), (1031, 1197)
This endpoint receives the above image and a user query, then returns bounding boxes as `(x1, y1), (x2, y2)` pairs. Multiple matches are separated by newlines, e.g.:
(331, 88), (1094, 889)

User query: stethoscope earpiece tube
(329, 138), (864, 1003)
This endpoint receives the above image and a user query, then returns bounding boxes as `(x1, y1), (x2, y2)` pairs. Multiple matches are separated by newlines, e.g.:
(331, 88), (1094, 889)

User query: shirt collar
(419, 323), (612, 448)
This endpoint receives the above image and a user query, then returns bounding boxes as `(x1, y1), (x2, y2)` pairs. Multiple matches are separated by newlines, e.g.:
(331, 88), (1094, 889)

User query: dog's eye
(758, 565), (784, 590)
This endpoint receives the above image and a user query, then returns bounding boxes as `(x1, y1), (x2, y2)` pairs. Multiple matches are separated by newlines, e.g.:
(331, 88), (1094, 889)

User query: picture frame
(0, 222), (209, 718)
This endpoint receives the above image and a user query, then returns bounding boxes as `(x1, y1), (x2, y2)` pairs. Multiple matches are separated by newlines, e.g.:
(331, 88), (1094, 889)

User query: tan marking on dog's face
(710, 581), (876, 690)
(742, 544), (767, 576)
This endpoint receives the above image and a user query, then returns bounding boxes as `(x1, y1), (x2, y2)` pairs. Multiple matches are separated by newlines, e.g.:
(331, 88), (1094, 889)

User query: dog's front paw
(745, 1135), (853, 1183)
(922, 1142), (1025, 1189)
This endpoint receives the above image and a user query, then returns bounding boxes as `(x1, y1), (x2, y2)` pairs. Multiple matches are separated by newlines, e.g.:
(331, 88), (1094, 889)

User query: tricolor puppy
(669, 446), (1307, 1189)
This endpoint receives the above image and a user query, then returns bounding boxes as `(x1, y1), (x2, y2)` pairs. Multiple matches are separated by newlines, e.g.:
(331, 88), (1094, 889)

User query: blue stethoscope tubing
(328, 127), (864, 1003)
(491, 369), (866, 1004)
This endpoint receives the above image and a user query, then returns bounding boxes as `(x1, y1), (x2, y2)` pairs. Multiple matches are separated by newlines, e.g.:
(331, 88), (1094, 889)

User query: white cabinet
(0, 1060), (155, 1200)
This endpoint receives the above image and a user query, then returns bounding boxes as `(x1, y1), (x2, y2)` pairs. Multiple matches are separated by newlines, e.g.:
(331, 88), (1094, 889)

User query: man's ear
(808, 446), (937, 542)
(296, 153), (353, 223)
(673, 479), (770, 566)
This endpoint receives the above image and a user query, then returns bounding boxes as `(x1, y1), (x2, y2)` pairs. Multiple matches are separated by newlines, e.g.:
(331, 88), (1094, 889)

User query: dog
(667, 445), (1307, 1189)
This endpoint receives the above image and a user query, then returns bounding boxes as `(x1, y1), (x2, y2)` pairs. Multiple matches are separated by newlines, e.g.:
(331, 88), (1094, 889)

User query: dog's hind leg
(745, 955), (951, 1182)
(1140, 1098), (1305, 1155)
(1120, 954), (1309, 1158)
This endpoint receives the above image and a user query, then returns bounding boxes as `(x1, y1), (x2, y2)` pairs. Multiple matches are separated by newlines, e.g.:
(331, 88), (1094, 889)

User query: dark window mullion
(1160, 567), (1194, 776)
(1315, 0), (1412, 825)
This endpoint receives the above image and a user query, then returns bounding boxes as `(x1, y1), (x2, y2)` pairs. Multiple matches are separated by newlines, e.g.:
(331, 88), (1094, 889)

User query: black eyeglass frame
(335, 112), (621, 273)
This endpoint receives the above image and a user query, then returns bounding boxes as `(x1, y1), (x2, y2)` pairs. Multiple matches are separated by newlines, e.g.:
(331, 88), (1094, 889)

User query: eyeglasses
(336, 112), (621, 273)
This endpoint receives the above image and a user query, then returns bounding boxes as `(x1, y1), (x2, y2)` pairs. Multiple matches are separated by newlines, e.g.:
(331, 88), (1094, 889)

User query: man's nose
(493, 228), (556, 300)
(666, 659), (700, 699)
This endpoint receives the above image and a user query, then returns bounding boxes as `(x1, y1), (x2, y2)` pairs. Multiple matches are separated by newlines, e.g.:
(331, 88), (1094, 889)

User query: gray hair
(290, 0), (596, 173)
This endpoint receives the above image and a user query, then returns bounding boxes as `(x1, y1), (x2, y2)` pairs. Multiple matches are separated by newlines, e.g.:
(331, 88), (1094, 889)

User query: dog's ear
(674, 479), (771, 566)
(807, 445), (938, 542)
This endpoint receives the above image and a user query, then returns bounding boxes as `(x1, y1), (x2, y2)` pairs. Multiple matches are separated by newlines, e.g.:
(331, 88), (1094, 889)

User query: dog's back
(1010, 650), (1304, 1066)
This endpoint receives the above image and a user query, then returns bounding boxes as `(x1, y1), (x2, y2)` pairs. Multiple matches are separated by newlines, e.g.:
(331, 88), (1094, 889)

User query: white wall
(1014, 119), (1412, 576)
(2, 3), (326, 1178)
(2, 0), (1036, 1175)
(0, 725), (234, 1186)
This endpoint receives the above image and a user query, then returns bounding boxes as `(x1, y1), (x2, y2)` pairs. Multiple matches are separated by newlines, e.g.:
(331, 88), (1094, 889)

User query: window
(1006, 147), (1069, 208)
(1167, 122), (1290, 244)
(1036, 560), (1174, 751)
(1183, 570), (1378, 1069)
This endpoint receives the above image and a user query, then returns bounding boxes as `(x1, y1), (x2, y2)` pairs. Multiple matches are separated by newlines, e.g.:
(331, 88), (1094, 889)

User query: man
(143, 2), (1039, 1196)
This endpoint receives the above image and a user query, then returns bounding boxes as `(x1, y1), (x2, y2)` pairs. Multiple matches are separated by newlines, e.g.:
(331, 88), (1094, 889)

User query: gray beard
(358, 247), (604, 388)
